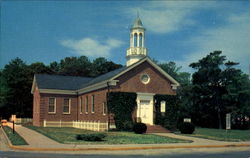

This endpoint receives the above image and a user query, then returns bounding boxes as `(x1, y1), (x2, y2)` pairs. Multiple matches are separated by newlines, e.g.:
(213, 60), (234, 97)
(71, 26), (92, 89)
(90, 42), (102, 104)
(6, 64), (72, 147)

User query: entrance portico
(136, 93), (154, 125)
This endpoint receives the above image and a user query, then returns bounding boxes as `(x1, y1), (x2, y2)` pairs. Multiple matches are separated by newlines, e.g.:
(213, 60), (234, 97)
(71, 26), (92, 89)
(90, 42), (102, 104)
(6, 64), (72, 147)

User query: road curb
(1, 127), (13, 147)
(8, 143), (250, 151)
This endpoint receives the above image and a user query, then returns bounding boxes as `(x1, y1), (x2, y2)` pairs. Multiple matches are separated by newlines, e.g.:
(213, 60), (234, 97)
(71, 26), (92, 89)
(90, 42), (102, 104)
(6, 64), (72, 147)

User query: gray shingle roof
(35, 74), (93, 90)
(79, 66), (127, 89)
(35, 66), (128, 91)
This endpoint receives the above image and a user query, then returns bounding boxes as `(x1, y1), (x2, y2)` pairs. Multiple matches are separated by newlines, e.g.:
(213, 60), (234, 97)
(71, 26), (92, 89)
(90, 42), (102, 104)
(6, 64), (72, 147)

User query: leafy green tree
(59, 56), (92, 76)
(0, 58), (32, 118)
(91, 57), (122, 77)
(158, 61), (191, 85)
(189, 51), (250, 128)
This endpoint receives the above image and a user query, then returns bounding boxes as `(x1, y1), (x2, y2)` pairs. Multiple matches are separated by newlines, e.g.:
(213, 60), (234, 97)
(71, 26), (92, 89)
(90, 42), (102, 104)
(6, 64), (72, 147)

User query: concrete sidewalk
(4, 123), (250, 151)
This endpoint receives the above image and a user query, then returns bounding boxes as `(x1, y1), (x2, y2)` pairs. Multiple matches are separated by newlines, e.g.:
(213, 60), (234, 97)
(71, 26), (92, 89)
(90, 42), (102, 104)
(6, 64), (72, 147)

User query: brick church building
(31, 17), (180, 129)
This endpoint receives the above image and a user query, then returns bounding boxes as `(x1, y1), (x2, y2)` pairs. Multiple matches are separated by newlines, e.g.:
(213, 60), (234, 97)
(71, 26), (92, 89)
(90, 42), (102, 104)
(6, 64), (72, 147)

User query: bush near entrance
(107, 92), (137, 131)
(133, 123), (147, 134)
(154, 95), (178, 131)
(179, 122), (195, 134)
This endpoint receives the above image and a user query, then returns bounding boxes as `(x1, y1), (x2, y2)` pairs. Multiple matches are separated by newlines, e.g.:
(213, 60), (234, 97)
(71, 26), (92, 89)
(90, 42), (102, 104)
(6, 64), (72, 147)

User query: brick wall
(39, 94), (78, 124)
(33, 61), (176, 126)
(77, 89), (109, 123)
(112, 61), (176, 95)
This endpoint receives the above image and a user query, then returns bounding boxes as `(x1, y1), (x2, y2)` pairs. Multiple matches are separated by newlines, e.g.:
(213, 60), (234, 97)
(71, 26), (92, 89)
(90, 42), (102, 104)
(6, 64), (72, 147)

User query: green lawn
(2, 126), (28, 145)
(25, 126), (189, 144)
(180, 128), (250, 142)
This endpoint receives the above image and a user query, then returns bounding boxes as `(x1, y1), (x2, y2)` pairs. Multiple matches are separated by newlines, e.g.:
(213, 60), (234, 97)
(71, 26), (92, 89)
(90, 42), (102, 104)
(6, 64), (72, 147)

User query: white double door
(137, 93), (154, 125)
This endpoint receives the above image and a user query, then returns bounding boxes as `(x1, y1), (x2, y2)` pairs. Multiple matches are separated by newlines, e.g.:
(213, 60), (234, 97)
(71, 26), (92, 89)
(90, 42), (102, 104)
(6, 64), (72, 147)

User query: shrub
(76, 133), (107, 141)
(179, 122), (195, 134)
(133, 123), (147, 134)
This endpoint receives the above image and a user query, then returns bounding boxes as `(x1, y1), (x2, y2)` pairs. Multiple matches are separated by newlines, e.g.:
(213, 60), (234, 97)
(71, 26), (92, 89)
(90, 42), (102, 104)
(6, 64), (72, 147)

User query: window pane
(48, 98), (55, 113)
(85, 96), (88, 113)
(92, 95), (95, 113)
(63, 99), (70, 113)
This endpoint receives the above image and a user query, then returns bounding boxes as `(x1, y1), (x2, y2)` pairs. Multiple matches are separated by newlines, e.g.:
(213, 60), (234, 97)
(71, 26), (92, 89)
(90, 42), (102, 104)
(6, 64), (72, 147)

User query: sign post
(226, 113), (231, 130)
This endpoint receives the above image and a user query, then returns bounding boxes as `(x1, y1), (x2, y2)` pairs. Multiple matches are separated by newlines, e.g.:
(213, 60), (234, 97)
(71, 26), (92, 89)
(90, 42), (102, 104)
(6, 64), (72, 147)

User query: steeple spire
(126, 16), (148, 66)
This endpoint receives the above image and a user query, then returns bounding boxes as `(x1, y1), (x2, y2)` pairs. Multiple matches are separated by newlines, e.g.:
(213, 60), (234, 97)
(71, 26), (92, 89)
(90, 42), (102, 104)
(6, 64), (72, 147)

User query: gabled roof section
(78, 66), (127, 89)
(34, 74), (93, 91)
(31, 57), (180, 95)
(110, 57), (180, 86)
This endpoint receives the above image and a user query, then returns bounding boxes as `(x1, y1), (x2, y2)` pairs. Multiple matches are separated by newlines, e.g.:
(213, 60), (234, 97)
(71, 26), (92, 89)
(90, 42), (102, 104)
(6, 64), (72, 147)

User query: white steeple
(126, 15), (148, 66)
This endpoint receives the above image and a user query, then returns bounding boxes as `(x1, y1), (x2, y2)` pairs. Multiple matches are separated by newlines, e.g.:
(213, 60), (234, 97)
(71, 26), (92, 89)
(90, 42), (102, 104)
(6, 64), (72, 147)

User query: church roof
(34, 74), (93, 90)
(32, 67), (128, 92)
(131, 17), (144, 29)
(32, 57), (180, 94)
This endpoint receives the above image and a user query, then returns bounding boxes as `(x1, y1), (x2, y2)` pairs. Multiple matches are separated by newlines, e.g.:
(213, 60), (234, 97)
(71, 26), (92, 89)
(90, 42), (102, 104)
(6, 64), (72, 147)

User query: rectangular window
(48, 98), (56, 113)
(79, 97), (83, 114)
(160, 101), (166, 113)
(103, 102), (107, 115)
(85, 96), (88, 113)
(91, 95), (95, 113)
(63, 98), (70, 114)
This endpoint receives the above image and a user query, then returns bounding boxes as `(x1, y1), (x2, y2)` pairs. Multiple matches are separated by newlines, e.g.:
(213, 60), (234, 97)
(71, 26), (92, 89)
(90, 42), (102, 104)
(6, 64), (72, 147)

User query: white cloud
(127, 1), (217, 34)
(61, 38), (124, 57)
(176, 12), (250, 73)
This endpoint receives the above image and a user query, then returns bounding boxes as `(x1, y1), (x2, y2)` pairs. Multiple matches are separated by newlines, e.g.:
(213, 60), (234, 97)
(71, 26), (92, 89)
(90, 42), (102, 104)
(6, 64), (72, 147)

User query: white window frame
(48, 97), (56, 114)
(85, 96), (88, 114)
(63, 98), (71, 114)
(91, 95), (95, 113)
(79, 97), (83, 114)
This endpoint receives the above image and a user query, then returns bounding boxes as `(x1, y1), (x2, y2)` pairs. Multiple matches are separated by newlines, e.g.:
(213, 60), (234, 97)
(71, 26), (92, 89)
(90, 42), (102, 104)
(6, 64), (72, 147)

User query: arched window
(134, 33), (137, 47)
(139, 33), (143, 47)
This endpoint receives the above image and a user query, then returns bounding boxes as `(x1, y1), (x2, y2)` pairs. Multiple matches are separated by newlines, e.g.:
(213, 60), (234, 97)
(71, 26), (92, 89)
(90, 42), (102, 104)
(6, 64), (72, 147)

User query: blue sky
(1, 1), (250, 74)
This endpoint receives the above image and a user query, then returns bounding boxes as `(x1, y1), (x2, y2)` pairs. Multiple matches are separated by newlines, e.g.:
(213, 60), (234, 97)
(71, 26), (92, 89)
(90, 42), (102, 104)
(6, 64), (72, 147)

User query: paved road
(0, 150), (250, 158)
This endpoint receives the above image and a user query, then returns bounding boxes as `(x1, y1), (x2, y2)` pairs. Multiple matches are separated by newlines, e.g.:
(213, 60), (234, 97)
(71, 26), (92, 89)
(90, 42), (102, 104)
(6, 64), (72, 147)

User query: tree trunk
(218, 108), (222, 129)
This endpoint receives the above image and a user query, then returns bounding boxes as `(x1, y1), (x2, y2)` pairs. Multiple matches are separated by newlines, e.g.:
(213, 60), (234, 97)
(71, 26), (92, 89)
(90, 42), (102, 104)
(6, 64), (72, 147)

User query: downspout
(107, 81), (110, 131)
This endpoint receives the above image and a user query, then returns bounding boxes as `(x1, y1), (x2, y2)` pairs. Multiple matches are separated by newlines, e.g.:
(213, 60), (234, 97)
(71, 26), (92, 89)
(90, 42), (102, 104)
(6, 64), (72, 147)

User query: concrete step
(146, 125), (170, 133)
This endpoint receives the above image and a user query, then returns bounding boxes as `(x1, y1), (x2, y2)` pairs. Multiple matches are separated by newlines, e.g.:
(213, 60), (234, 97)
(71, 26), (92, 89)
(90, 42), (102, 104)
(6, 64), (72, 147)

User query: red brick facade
(112, 61), (176, 95)
(32, 60), (177, 126)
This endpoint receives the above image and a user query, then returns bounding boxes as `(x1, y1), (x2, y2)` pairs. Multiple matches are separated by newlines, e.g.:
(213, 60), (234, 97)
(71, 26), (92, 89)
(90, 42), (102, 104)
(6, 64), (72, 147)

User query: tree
(189, 51), (250, 128)
(0, 56), (123, 119)
(0, 58), (32, 118)
(158, 61), (191, 85)
(59, 56), (92, 76)
(91, 57), (122, 77)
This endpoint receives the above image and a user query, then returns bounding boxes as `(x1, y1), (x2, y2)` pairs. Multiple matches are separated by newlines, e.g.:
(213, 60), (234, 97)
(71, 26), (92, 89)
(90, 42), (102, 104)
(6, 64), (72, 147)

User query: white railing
(126, 47), (148, 56)
(43, 120), (108, 131)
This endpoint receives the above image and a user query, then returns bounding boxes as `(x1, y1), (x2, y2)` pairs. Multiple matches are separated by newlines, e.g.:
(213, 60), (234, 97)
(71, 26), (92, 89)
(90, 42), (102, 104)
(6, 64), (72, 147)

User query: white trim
(32, 57), (179, 95)
(79, 97), (83, 114)
(63, 98), (71, 114)
(136, 93), (154, 125)
(77, 80), (118, 94)
(39, 89), (76, 95)
(110, 57), (180, 86)
(137, 92), (155, 96)
(91, 95), (95, 113)
(140, 73), (150, 84)
(31, 76), (36, 94)
(102, 102), (107, 116)
(48, 97), (56, 114)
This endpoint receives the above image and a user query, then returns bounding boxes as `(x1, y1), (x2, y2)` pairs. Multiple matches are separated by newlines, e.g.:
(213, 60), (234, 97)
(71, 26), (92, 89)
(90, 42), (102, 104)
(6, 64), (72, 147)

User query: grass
(2, 126), (28, 145)
(25, 126), (189, 144)
(178, 128), (250, 142)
